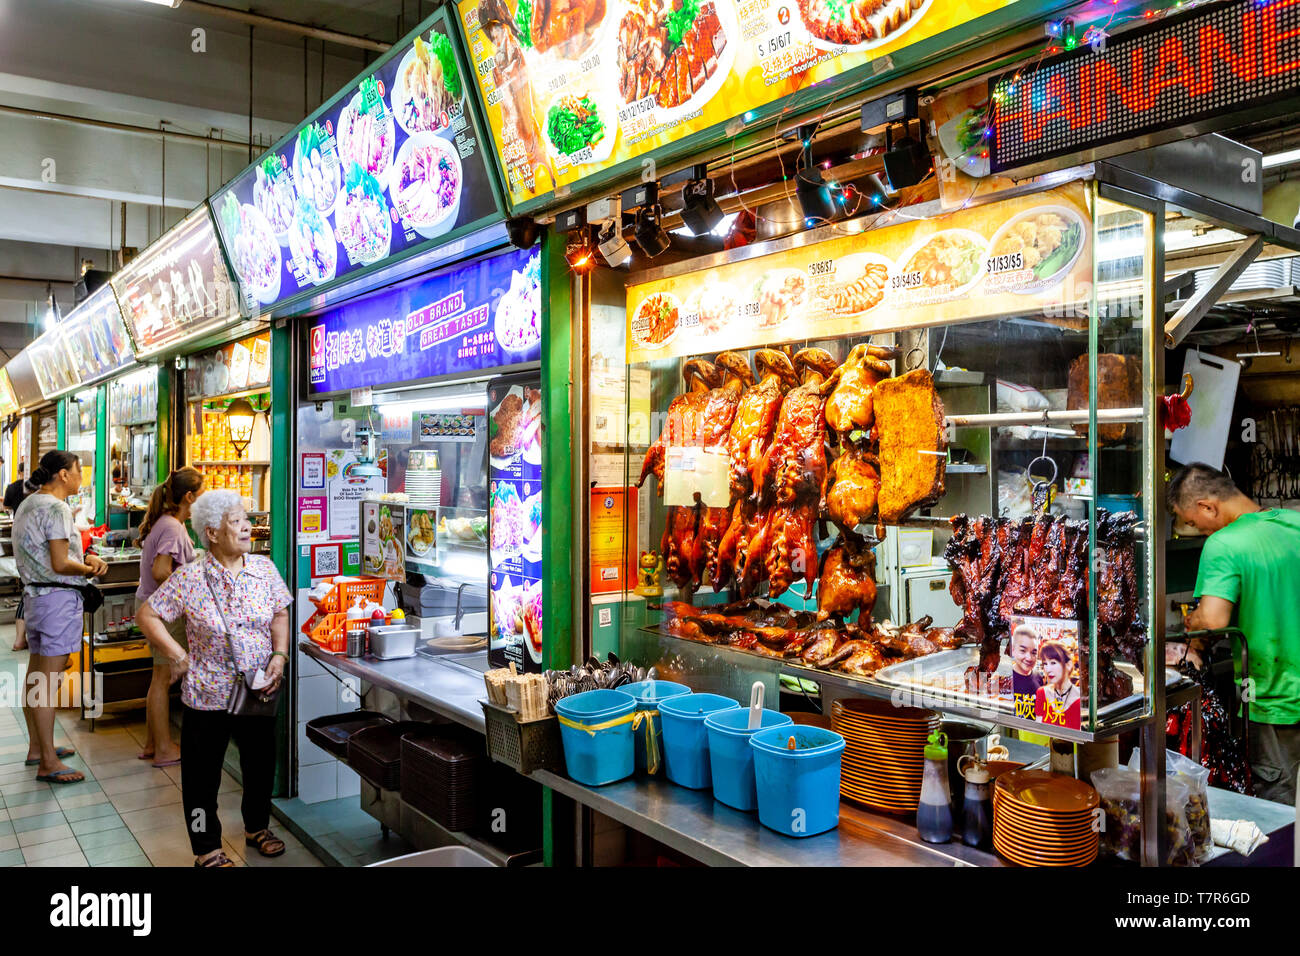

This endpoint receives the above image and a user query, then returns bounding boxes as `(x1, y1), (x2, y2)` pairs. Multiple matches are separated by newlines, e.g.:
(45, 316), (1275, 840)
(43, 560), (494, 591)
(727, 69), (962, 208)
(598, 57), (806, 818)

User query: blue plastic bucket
(553, 689), (637, 786)
(705, 708), (794, 811)
(750, 725), (845, 837)
(658, 693), (740, 789)
(619, 680), (691, 773)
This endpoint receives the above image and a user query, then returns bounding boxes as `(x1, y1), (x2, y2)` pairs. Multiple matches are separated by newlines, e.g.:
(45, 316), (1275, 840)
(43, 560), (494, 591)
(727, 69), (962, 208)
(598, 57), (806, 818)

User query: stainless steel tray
(874, 646), (1184, 719)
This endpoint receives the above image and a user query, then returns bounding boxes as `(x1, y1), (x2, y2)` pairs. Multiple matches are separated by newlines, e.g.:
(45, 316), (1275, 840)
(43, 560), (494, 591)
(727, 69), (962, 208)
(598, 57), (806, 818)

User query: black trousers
(181, 705), (276, 856)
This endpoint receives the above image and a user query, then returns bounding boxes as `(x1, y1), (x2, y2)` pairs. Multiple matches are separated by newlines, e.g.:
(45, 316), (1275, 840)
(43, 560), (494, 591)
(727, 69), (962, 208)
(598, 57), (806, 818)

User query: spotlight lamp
(681, 177), (724, 236)
(632, 205), (671, 258)
(506, 216), (540, 249)
(597, 219), (632, 267)
(565, 228), (597, 272)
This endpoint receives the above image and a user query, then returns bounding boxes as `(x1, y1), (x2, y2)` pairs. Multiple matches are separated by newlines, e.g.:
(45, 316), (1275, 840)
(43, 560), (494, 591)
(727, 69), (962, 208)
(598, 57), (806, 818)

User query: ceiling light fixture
(1263, 148), (1300, 168)
(793, 127), (838, 226)
(124, 0), (184, 7)
(597, 219), (632, 267)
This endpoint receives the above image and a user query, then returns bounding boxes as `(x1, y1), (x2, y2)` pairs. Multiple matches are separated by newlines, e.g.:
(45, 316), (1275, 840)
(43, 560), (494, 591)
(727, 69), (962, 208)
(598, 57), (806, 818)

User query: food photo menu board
(307, 244), (541, 395)
(625, 182), (1092, 363)
(110, 205), (241, 358)
(487, 373), (543, 672)
(212, 10), (502, 315)
(60, 285), (136, 386)
(457, 0), (1019, 208)
(28, 325), (80, 399)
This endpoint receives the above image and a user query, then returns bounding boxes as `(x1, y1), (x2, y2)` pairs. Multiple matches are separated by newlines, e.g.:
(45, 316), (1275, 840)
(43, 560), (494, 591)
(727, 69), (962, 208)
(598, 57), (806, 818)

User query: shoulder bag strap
(201, 563), (244, 671)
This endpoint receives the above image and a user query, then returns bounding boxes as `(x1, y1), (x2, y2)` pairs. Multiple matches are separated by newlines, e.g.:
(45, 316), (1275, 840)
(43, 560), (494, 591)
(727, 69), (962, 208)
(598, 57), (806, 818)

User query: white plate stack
(406, 470), (441, 509)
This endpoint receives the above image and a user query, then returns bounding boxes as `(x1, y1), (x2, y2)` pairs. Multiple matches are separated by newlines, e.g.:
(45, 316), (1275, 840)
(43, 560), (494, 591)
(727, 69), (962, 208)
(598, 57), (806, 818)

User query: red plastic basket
(311, 576), (387, 615)
(302, 610), (393, 655)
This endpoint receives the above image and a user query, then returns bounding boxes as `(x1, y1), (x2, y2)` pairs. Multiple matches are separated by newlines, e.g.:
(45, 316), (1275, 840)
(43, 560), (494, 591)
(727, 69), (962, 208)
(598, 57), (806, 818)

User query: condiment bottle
(958, 755), (993, 849)
(346, 598), (369, 657)
(917, 730), (953, 844)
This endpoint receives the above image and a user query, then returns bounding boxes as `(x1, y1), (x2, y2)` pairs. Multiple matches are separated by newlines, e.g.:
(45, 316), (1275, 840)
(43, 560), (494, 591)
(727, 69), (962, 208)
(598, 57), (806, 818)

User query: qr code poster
(310, 544), (342, 580)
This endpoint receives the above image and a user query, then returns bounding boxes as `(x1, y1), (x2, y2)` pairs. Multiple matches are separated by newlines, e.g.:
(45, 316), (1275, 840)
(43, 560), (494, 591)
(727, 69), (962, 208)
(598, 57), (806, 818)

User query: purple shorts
(25, 589), (84, 657)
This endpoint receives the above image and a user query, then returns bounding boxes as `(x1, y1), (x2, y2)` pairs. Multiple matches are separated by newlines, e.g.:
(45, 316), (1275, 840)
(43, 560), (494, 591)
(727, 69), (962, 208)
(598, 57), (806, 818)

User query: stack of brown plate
(992, 768), (1100, 867)
(830, 698), (939, 812)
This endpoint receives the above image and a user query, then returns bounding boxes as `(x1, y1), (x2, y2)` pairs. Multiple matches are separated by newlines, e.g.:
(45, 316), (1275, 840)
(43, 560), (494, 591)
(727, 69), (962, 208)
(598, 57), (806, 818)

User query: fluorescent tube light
(1263, 148), (1300, 169)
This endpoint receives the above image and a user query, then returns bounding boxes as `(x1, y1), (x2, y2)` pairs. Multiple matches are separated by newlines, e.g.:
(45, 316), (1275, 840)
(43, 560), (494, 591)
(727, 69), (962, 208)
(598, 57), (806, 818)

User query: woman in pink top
(136, 467), (203, 767)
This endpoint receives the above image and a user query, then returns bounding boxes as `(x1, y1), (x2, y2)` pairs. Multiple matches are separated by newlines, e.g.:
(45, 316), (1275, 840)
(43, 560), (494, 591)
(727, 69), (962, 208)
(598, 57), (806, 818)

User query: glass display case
(602, 176), (1168, 741)
(108, 367), (159, 533)
(65, 387), (99, 525)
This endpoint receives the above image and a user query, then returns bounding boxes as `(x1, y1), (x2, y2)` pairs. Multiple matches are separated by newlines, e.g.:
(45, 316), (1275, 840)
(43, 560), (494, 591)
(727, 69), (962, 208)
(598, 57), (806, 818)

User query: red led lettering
(1195, 17), (1258, 95)
(1263, 0), (1300, 77)
(1089, 57), (1149, 124)
(1149, 36), (1197, 100)
(1032, 73), (1078, 140)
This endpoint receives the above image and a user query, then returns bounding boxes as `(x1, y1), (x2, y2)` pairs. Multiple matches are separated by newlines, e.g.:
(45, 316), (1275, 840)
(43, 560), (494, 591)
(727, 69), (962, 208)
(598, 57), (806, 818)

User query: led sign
(990, 0), (1300, 172)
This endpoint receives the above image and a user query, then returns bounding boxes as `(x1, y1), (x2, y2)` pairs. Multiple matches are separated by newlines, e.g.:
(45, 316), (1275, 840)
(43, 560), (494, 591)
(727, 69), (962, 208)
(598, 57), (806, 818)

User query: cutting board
(1170, 350), (1241, 472)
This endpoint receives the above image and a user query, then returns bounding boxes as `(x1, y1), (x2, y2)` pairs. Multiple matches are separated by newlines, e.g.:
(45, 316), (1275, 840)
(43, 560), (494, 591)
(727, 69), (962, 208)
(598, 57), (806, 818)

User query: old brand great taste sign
(990, 0), (1300, 171)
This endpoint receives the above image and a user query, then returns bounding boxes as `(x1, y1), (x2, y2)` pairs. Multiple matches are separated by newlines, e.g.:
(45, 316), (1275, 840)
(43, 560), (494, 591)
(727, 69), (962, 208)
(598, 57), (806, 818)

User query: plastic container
(750, 725), (845, 838)
(553, 689), (637, 786)
(618, 680), (691, 773)
(705, 708), (793, 811)
(657, 693), (739, 790)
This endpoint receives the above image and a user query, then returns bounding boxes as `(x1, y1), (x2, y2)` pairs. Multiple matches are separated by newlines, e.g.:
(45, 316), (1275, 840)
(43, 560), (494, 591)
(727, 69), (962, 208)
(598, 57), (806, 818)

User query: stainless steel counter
(299, 640), (486, 733)
(531, 770), (1005, 867)
(531, 767), (1293, 867)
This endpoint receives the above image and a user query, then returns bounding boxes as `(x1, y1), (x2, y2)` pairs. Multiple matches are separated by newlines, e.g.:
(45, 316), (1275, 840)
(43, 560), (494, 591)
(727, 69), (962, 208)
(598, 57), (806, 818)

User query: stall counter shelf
(299, 640), (486, 733)
(527, 771), (1293, 868)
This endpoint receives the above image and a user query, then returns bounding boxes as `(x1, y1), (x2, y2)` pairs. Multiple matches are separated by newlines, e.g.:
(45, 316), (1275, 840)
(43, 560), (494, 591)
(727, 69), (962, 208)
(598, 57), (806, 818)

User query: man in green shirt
(1168, 463), (1300, 804)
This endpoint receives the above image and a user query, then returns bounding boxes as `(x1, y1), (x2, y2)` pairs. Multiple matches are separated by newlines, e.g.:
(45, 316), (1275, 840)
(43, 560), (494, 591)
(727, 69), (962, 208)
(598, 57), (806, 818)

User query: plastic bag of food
(1128, 748), (1212, 861)
(997, 379), (1051, 412)
(1091, 767), (1197, 865)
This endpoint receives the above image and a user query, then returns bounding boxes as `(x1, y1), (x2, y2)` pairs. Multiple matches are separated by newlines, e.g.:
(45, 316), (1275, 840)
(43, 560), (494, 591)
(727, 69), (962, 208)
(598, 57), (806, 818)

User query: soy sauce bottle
(960, 758), (993, 850)
(917, 730), (953, 844)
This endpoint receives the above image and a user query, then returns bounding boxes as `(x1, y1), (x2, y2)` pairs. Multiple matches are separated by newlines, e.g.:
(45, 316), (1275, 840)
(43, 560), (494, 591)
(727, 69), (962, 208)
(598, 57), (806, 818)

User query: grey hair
(190, 490), (245, 546)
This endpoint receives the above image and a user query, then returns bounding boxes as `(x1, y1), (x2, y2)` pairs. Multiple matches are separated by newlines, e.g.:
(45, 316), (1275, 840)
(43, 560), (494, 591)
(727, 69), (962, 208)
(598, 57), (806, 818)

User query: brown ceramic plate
(994, 769), (1100, 814)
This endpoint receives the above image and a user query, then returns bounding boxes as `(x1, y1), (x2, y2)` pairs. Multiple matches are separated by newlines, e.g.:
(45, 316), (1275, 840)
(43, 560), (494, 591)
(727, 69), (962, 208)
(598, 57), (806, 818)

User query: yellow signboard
(457, 0), (1019, 207)
(626, 182), (1092, 363)
(0, 370), (17, 418)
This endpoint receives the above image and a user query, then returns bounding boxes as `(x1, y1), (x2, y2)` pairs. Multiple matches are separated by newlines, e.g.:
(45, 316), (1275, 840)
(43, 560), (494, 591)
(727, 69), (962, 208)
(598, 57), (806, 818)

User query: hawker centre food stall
(456, 0), (1299, 865)
(195, 6), (573, 862)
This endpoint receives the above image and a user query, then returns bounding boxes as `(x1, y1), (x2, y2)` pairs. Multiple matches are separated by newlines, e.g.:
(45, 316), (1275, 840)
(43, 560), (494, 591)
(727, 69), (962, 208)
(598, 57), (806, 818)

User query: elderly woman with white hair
(137, 489), (293, 868)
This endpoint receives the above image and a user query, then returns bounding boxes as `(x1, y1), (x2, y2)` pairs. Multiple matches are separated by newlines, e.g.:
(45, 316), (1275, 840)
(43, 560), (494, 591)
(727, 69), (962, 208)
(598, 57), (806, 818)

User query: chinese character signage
(458, 0), (1020, 209)
(307, 244), (540, 394)
(211, 9), (502, 315)
(59, 285), (136, 387)
(110, 205), (241, 358)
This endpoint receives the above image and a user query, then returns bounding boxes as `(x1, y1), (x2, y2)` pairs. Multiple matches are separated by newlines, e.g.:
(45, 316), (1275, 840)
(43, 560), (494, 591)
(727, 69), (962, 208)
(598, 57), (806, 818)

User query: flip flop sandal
(25, 747), (75, 766)
(151, 758), (181, 768)
(35, 768), (84, 784)
(246, 830), (286, 858)
(195, 852), (236, 868)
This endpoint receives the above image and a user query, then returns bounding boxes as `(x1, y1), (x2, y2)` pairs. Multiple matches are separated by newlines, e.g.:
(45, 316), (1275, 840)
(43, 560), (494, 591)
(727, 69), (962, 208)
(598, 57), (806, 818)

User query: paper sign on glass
(663, 447), (730, 508)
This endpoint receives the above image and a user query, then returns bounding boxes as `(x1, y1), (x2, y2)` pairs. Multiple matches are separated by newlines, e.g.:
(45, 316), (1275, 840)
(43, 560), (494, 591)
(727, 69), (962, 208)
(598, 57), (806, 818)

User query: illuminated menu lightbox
(989, 0), (1300, 173)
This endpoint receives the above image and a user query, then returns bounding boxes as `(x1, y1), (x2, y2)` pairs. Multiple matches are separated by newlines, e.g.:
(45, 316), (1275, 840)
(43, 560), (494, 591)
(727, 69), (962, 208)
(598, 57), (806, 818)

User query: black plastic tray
(305, 711), (393, 759)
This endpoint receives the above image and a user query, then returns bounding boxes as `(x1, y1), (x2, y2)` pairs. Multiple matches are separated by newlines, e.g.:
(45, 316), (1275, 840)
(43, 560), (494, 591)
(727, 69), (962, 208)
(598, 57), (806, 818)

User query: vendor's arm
(1186, 595), (1234, 632)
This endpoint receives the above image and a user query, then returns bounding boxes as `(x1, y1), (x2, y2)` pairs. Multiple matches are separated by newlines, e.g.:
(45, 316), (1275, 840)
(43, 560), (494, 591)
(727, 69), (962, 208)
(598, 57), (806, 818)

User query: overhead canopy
(6, 350), (44, 411)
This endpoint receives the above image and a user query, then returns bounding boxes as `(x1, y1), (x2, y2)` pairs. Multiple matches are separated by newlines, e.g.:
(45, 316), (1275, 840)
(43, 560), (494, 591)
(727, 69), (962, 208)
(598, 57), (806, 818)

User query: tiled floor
(273, 795), (416, 866)
(0, 627), (323, 867)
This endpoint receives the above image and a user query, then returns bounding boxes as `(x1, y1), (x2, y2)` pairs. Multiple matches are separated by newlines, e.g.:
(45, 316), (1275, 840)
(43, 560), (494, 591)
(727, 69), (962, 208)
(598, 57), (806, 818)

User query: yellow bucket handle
(557, 709), (661, 775)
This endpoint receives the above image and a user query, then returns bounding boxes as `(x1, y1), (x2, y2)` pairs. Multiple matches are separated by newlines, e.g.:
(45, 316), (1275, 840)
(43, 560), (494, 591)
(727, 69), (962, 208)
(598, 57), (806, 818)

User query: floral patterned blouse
(148, 552), (293, 711)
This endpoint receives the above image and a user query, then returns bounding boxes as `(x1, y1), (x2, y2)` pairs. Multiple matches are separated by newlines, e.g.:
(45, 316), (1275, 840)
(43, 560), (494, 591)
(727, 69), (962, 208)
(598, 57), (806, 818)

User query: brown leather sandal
(245, 829), (286, 857)
(196, 851), (236, 867)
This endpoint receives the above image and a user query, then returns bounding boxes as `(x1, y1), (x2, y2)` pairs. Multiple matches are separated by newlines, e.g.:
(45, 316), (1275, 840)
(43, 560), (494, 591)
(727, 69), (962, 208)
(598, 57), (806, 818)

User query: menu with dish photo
(1007, 615), (1082, 730)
